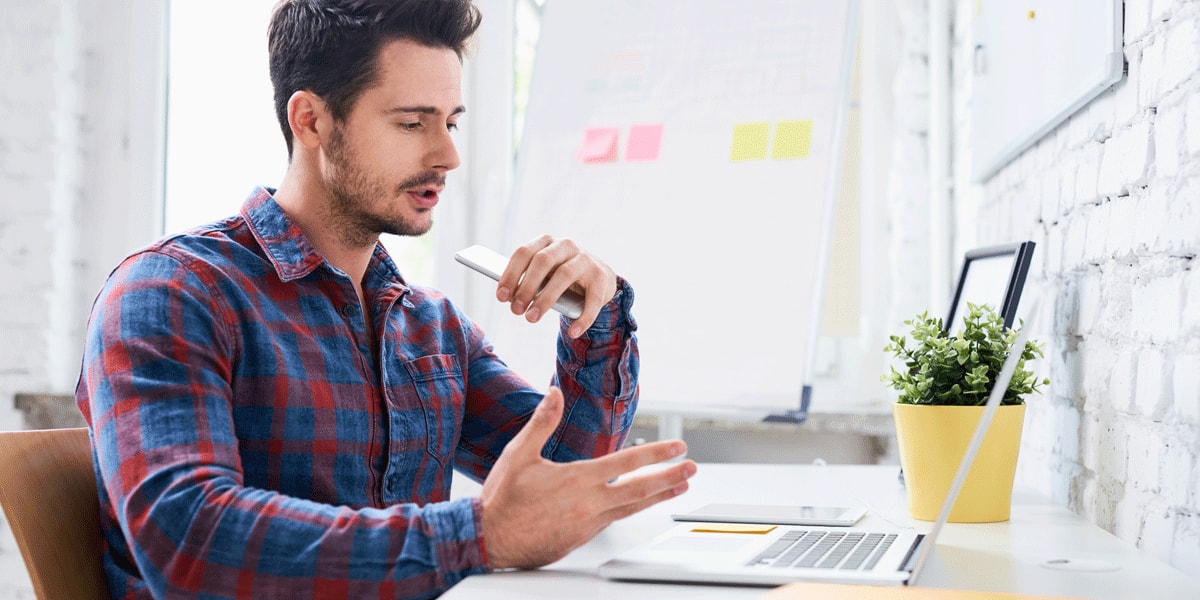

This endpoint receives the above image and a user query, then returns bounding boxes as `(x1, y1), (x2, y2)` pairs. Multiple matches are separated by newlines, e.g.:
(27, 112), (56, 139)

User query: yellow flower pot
(893, 403), (1025, 523)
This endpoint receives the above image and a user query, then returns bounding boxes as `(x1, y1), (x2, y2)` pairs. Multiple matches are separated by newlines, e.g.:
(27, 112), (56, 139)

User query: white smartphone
(454, 245), (585, 319)
(671, 503), (867, 527)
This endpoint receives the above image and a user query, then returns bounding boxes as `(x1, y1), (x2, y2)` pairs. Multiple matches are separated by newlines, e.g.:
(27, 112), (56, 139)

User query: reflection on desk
(763, 581), (1084, 599)
(444, 464), (1200, 600)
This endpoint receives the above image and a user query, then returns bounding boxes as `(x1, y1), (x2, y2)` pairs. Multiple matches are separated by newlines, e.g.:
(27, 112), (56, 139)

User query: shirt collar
(241, 187), (326, 282)
(240, 187), (413, 295)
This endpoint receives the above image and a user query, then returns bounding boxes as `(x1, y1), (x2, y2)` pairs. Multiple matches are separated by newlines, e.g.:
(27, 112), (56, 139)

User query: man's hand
(495, 235), (617, 338)
(479, 387), (696, 570)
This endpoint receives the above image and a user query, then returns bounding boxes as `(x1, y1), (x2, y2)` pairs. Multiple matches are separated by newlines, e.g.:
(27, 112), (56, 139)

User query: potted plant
(883, 303), (1048, 522)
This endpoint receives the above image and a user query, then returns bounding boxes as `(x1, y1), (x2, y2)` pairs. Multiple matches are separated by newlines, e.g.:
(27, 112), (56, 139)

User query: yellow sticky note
(691, 524), (777, 534)
(772, 120), (813, 159)
(731, 122), (770, 161)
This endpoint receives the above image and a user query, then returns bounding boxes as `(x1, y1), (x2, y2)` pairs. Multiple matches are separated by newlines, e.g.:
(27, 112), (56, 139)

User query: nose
(429, 126), (461, 172)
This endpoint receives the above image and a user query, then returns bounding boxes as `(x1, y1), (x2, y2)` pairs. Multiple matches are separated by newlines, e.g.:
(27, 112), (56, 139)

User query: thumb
(509, 386), (564, 457)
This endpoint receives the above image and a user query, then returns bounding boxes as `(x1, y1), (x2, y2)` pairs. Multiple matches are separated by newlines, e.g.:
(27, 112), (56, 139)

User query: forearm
(456, 279), (639, 476)
(106, 453), (486, 598)
(548, 277), (640, 461)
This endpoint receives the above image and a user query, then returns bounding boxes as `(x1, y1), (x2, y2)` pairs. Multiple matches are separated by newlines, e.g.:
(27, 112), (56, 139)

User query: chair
(0, 428), (108, 599)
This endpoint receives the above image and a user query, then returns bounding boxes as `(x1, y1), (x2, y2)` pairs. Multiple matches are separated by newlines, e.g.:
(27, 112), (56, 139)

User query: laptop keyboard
(748, 529), (898, 570)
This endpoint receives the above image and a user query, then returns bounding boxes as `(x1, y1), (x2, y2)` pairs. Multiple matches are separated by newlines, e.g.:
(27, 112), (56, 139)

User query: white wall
(944, 0), (1200, 577)
(0, 2), (84, 594)
(886, 0), (937, 330)
(0, 1), (166, 596)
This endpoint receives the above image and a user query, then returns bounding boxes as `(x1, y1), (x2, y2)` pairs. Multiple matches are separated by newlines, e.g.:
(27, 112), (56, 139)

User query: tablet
(671, 503), (867, 527)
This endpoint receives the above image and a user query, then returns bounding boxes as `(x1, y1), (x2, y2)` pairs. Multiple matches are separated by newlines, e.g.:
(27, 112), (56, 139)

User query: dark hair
(268, 0), (482, 158)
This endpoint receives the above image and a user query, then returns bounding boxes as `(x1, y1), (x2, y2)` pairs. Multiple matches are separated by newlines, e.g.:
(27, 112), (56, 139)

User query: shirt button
(341, 304), (360, 318)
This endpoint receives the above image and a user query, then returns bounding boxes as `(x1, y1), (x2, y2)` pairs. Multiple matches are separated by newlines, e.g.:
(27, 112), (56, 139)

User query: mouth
(406, 186), (442, 209)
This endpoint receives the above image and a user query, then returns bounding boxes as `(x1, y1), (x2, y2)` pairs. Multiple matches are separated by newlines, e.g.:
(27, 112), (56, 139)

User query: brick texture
(0, 0), (168, 595)
(0, 0), (80, 595)
(948, 0), (1200, 579)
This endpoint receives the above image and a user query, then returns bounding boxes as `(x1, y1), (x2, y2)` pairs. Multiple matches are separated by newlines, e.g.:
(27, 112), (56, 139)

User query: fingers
(495, 235), (552, 305)
(531, 253), (611, 336)
(479, 431), (693, 570)
(601, 459), (697, 522)
(611, 458), (696, 499)
(569, 283), (613, 338)
(510, 238), (577, 320)
(604, 485), (689, 523)
(587, 439), (687, 481)
(603, 472), (695, 523)
(506, 386), (564, 462)
(498, 236), (616, 335)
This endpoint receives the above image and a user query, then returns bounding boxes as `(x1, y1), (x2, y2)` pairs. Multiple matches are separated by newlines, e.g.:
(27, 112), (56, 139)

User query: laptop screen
(945, 242), (1035, 335)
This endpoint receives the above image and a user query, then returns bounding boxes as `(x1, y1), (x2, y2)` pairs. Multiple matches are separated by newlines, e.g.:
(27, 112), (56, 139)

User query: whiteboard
(970, 0), (1122, 182)
(475, 0), (858, 412)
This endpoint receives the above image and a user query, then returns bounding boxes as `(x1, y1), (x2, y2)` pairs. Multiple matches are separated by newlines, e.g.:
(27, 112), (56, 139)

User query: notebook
(599, 297), (1041, 588)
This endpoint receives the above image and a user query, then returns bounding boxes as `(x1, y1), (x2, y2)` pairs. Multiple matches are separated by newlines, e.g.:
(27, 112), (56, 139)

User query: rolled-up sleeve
(453, 278), (639, 478)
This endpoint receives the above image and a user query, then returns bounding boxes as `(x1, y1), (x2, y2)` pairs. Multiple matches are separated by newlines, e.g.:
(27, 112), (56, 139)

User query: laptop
(599, 296), (1042, 588)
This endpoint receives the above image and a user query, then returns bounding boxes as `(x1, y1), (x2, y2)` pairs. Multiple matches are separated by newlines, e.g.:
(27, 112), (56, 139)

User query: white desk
(445, 464), (1200, 599)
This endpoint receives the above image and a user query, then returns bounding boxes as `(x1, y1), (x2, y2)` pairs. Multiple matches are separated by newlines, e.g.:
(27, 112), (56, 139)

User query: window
(513, 0), (544, 151)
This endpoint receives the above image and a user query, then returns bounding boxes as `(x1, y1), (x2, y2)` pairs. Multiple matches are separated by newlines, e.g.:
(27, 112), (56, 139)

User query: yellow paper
(690, 524), (777, 534)
(731, 122), (770, 161)
(772, 120), (813, 159)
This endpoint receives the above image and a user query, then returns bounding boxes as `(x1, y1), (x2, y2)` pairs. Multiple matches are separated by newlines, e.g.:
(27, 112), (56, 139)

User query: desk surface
(444, 464), (1200, 599)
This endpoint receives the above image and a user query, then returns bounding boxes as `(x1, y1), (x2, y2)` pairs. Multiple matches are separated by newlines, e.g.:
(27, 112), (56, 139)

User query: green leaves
(882, 303), (1049, 406)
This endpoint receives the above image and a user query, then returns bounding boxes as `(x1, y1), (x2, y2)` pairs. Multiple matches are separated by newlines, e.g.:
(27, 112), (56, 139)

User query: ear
(286, 90), (330, 152)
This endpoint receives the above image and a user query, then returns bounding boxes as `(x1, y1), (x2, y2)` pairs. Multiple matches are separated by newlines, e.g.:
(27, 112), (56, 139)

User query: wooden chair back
(0, 428), (107, 599)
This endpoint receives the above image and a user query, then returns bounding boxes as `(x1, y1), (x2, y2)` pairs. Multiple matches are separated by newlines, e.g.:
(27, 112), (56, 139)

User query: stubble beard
(325, 124), (441, 249)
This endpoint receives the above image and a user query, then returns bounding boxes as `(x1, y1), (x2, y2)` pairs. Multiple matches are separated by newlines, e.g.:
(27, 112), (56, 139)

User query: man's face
(322, 38), (464, 246)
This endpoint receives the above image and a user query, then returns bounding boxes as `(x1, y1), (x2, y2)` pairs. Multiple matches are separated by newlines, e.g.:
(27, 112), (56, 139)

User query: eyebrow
(383, 105), (467, 117)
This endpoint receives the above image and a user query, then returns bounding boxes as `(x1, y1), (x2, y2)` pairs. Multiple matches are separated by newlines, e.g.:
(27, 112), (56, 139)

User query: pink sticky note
(625, 124), (664, 161)
(578, 127), (620, 163)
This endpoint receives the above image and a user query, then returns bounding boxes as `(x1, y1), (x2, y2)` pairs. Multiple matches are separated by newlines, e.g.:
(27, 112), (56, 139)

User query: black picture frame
(945, 241), (1036, 332)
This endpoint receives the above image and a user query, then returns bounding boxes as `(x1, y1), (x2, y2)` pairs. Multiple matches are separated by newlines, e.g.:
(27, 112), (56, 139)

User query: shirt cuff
(470, 497), (493, 571)
(422, 496), (491, 584)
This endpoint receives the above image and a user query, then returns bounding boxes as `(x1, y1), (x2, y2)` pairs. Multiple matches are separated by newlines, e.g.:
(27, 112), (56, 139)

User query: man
(75, 1), (696, 598)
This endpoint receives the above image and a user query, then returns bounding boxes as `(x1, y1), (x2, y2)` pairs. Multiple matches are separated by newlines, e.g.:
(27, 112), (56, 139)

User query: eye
(397, 122), (422, 132)
(447, 122), (459, 132)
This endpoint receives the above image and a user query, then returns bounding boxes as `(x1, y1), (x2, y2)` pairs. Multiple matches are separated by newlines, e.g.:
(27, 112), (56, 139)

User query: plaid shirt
(75, 188), (639, 599)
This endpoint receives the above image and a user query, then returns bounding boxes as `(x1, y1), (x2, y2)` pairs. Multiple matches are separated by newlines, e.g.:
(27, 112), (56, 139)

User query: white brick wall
(0, 1), (165, 597)
(944, 0), (1200, 578)
(0, 0), (79, 432)
(0, 0), (82, 595)
(886, 0), (935, 330)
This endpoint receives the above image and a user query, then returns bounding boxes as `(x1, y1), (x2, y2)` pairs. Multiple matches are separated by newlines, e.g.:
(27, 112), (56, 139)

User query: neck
(273, 165), (377, 289)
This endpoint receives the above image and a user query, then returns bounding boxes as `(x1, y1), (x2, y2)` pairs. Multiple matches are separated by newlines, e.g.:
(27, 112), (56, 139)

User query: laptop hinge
(900, 534), (927, 578)
(763, 384), (812, 424)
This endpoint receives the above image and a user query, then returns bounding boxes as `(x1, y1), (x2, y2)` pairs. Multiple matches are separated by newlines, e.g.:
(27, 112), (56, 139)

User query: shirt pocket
(402, 354), (466, 465)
